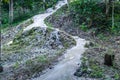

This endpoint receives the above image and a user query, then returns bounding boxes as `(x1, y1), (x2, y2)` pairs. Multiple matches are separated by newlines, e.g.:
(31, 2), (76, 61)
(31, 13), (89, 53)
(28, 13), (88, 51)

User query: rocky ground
(1, 2), (120, 80)
(0, 1), (78, 80)
(45, 5), (120, 80)
(1, 25), (76, 80)
(1, 19), (33, 46)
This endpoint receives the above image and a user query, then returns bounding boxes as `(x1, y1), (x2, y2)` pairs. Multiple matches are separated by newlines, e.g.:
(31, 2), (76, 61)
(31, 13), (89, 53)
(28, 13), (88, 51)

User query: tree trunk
(112, 1), (114, 27)
(104, 54), (115, 66)
(67, 0), (70, 11)
(105, 0), (113, 16)
(43, 0), (46, 10)
(9, 0), (14, 25)
(0, 0), (2, 27)
(105, 0), (109, 16)
(0, 1), (3, 73)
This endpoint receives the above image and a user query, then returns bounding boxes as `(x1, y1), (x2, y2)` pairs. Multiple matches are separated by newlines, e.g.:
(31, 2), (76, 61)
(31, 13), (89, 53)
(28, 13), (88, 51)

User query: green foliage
(25, 59), (33, 66)
(45, 21), (53, 28)
(111, 12), (120, 34)
(13, 61), (20, 69)
(84, 41), (95, 48)
(1, 0), (60, 29)
(70, 0), (104, 30)
(79, 23), (88, 31)
(97, 33), (107, 40)
(36, 55), (48, 63)
(90, 64), (104, 78)
(45, 0), (59, 8)
(70, 0), (100, 16)
(69, 0), (120, 34)
(70, 0), (102, 20)
(114, 73), (120, 80)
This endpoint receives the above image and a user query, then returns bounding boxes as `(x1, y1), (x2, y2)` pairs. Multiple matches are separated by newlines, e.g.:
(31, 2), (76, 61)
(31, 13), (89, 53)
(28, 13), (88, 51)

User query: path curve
(32, 36), (87, 80)
(24, 0), (68, 31)
(23, 0), (88, 80)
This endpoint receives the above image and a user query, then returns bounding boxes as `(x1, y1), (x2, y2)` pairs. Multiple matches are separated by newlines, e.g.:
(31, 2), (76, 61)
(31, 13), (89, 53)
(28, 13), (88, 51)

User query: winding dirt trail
(24, 0), (68, 31)
(32, 36), (87, 80)
(23, 0), (88, 80)
(3, 0), (68, 68)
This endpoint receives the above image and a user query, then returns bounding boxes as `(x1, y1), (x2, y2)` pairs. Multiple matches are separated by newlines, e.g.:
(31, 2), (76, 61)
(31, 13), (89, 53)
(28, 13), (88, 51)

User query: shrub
(69, 0), (120, 34)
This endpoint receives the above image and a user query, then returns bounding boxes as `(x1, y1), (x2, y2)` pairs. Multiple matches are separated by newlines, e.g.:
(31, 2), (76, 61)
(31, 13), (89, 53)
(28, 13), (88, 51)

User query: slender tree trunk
(0, 1), (1, 27)
(0, 0), (2, 61)
(105, 0), (111, 15)
(9, 0), (13, 25)
(112, 1), (114, 27)
(105, 0), (109, 16)
(67, 0), (70, 11)
(20, 7), (24, 15)
(0, 0), (3, 73)
(43, 0), (46, 10)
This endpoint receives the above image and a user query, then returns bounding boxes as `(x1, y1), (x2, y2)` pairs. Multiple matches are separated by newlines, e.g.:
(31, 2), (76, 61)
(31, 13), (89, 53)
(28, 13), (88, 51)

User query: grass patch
(89, 64), (104, 78)
(44, 20), (53, 28)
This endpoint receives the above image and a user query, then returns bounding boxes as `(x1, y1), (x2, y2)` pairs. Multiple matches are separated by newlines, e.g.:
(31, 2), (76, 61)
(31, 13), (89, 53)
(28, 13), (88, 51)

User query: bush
(69, 0), (120, 34)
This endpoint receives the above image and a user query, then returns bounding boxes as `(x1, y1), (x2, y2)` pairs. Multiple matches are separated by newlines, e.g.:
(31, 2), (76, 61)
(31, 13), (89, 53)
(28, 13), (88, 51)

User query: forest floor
(45, 5), (120, 80)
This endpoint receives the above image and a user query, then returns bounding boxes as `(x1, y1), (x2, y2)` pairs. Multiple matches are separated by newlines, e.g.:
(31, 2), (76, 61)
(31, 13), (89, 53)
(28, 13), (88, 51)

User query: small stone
(77, 63), (80, 65)
(116, 41), (120, 45)
(74, 71), (84, 77)
(49, 66), (53, 69)
(89, 42), (94, 47)
(58, 45), (63, 49)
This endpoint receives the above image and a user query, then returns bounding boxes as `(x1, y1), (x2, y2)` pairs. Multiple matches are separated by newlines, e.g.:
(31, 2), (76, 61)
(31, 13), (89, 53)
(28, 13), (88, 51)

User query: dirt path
(24, 0), (68, 31)
(2, 0), (68, 68)
(24, 0), (87, 79)
(32, 36), (87, 80)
